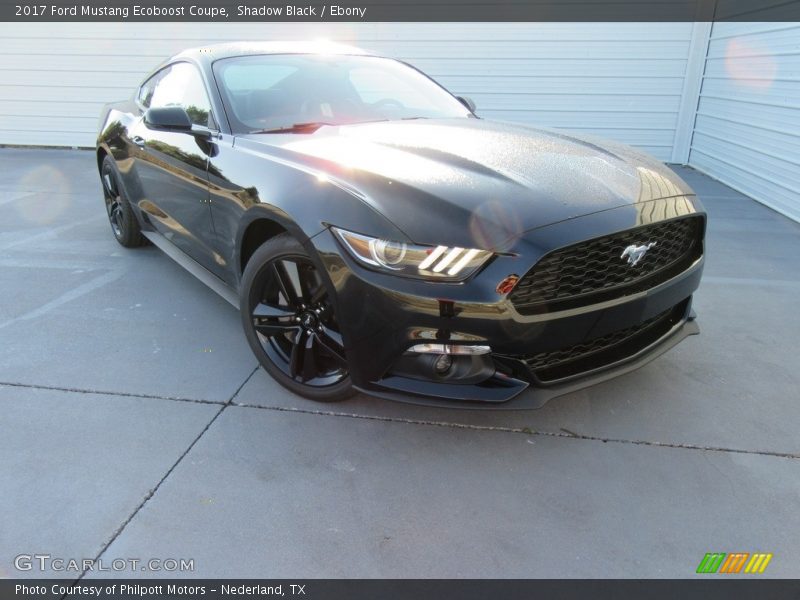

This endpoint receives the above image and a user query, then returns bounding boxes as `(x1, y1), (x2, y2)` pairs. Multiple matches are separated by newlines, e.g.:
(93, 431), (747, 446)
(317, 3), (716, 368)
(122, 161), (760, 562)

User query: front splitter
(354, 318), (700, 411)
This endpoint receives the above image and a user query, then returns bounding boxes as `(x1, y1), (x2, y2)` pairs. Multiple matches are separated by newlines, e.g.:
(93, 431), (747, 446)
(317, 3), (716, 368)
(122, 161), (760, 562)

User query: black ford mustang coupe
(96, 42), (705, 408)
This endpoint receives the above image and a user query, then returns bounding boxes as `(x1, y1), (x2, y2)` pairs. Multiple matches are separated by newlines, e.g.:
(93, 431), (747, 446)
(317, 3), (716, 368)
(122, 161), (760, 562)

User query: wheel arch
(236, 207), (322, 278)
(96, 146), (109, 174)
(239, 217), (289, 274)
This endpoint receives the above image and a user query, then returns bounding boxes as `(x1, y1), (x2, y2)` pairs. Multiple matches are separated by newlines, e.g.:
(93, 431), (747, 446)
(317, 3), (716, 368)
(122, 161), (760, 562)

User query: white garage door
(689, 23), (800, 222)
(0, 22), (694, 160)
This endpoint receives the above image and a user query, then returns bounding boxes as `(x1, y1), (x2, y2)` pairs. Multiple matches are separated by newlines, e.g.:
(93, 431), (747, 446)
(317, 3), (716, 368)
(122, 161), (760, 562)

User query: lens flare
(725, 38), (776, 91)
(15, 165), (71, 225)
(469, 199), (523, 252)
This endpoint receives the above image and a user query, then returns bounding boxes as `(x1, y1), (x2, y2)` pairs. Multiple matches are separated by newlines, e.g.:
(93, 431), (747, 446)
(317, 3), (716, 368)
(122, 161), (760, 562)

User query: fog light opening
(407, 343), (491, 355)
(433, 354), (453, 374)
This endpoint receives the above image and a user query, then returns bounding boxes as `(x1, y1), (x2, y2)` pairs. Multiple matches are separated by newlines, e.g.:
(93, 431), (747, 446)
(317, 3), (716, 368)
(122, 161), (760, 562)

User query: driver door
(131, 62), (220, 274)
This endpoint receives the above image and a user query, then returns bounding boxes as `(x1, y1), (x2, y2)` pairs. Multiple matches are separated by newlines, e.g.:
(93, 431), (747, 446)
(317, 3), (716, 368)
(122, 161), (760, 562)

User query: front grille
(510, 216), (703, 315)
(520, 300), (688, 383)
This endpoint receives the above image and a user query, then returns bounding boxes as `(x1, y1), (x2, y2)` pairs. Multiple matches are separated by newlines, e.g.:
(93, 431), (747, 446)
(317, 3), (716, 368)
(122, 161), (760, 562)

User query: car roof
(170, 41), (372, 64)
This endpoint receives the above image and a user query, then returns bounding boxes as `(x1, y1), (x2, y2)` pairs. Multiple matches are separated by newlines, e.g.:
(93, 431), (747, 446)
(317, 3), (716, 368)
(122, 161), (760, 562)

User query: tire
(240, 234), (354, 402)
(100, 155), (145, 248)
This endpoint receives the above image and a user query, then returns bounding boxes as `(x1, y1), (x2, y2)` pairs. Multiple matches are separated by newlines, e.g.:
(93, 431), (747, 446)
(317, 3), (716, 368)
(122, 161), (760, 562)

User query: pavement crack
(228, 365), (259, 405)
(230, 401), (800, 460)
(0, 381), (224, 405)
(74, 403), (228, 584)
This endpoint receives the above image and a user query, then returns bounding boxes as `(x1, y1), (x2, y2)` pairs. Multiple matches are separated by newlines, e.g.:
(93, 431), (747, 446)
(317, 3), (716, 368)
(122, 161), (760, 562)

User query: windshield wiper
(249, 122), (335, 134)
(248, 118), (400, 134)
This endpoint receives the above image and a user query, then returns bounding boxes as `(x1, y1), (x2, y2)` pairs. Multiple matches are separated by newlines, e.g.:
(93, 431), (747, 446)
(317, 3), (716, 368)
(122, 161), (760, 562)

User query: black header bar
(4, 579), (800, 600)
(3, 0), (800, 22)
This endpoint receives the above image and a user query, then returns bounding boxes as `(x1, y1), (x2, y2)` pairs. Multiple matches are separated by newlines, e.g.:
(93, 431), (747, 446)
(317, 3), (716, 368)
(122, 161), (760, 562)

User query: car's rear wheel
(100, 155), (145, 248)
(240, 234), (354, 402)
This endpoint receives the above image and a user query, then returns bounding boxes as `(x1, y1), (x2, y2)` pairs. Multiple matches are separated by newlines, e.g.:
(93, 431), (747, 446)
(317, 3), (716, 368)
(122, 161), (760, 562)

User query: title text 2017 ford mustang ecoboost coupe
(96, 42), (705, 408)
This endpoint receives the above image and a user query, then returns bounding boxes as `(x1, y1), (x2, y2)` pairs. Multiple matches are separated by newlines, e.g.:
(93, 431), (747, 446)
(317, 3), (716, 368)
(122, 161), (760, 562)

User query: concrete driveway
(1, 148), (798, 578)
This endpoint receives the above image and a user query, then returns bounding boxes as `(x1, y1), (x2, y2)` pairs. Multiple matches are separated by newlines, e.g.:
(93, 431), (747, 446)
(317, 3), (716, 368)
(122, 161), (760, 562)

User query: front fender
(208, 137), (411, 287)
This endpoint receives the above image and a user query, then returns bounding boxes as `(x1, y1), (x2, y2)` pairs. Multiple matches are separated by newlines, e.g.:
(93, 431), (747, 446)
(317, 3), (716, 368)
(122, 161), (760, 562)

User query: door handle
(131, 135), (146, 147)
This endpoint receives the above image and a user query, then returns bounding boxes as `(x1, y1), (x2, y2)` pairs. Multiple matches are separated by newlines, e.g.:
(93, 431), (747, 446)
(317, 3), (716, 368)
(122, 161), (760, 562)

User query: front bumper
(310, 196), (705, 409)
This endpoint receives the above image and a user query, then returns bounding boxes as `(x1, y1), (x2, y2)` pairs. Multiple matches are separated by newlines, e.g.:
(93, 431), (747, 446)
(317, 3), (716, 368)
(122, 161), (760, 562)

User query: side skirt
(141, 231), (239, 308)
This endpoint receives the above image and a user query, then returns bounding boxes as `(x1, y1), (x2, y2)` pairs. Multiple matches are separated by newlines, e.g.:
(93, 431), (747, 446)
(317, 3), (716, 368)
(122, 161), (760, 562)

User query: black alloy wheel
(240, 234), (353, 401)
(100, 155), (145, 247)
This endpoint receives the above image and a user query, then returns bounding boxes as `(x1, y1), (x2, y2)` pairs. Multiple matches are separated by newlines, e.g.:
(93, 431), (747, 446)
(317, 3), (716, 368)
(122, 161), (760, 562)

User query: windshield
(212, 54), (472, 133)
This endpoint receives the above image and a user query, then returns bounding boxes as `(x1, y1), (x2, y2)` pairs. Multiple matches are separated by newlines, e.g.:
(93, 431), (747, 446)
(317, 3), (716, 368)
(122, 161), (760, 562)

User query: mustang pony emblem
(620, 242), (656, 266)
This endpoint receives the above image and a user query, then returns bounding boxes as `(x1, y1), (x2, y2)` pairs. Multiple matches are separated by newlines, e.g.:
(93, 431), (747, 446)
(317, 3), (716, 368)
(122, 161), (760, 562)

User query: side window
(149, 63), (214, 128)
(137, 71), (162, 109)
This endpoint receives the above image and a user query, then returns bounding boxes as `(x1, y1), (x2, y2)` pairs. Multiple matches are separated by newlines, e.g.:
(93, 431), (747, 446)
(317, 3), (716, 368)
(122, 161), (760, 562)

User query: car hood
(237, 118), (694, 250)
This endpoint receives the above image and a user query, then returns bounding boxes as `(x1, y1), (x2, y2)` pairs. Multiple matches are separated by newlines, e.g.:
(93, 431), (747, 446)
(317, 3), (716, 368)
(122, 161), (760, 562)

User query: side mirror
(144, 106), (192, 132)
(456, 96), (476, 113)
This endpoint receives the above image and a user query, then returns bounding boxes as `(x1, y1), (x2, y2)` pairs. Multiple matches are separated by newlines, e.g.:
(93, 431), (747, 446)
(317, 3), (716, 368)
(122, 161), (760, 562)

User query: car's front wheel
(240, 234), (354, 402)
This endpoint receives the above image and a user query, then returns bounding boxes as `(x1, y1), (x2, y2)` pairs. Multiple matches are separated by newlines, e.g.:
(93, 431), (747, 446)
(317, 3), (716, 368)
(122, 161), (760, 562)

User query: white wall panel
(689, 22), (800, 222)
(0, 22), (693, 160)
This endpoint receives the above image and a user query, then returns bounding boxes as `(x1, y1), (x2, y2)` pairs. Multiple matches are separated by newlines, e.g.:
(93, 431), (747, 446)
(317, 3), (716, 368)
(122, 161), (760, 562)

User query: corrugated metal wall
(689, 23), (800, 222)
(0, 22), (693, 160)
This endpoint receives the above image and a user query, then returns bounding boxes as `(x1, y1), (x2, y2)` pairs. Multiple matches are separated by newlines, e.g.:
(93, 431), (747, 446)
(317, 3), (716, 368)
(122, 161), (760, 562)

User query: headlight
(331, 227), (492, 281)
